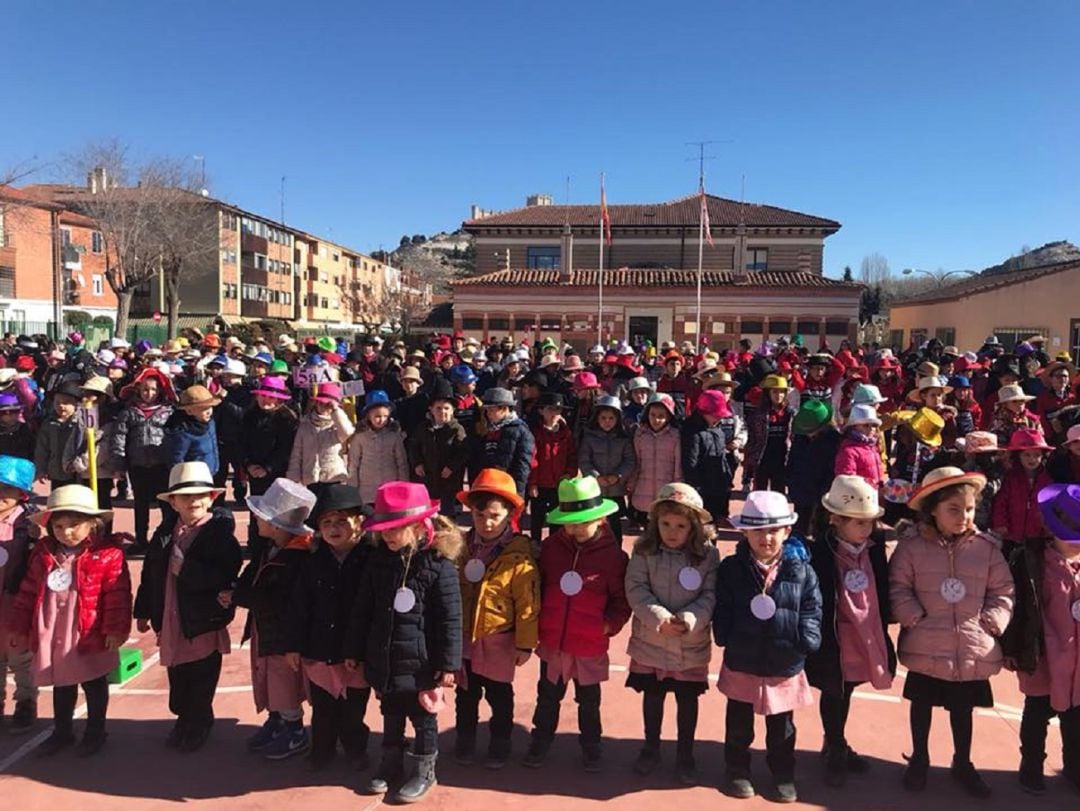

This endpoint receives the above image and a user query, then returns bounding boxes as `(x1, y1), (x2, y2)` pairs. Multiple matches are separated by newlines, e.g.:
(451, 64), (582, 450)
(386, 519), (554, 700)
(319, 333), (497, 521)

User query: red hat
(119, 367), (177, 403)
(602, 353), (618, 365)
(873, 356), (900, 371)
(1005, 428), (1052, 453)
(453, 329), (465, 339)
(616, 355), (641, 374)
(696, 389), (732, 418)
(14, 356), (35, 372)
(663, 350), (682, 363)
(203, 334), (221, 349)
(363, 481), (439, 533)
(572, 371), (600, 391)
(435, 335), (451, 350)
(304, 337), (317, 346)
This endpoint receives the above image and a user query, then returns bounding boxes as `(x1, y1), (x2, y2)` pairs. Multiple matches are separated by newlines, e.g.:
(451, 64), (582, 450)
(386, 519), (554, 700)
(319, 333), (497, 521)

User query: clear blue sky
(8, 0), (1079, 276)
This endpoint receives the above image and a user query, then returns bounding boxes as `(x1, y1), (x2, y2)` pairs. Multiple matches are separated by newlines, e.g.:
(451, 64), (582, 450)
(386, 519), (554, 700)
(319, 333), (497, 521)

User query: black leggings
(819, 681), (857, 751)
(528, 487), (558, 547)
(531, 660), (602, 752)
(309, 681), (371, 762)
(1020, 695), (1080, 776)
(725, 699), (795, 780)
(909, 700), (973, 764)
(129, 464), (170, 545)
(53, 675), (109, 734)
(642, 683), (700, 756)
(455, 660), (514, 754)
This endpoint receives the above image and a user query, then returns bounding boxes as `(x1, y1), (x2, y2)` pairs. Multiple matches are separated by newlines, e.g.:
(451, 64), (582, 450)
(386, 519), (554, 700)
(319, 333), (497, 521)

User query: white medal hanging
(940, 577), (966, 604)
(559, 571), (583, 597)
(464, 558), (486, 583)
(750, 593), (777, 620)
(843, 569), (870, 594)
(0, 546), (9, 567)
(678, 566), (703, 592)
(393, 587), (417, 613)
(1071, 599), (1080, 623)
(47, 567), (73, 593)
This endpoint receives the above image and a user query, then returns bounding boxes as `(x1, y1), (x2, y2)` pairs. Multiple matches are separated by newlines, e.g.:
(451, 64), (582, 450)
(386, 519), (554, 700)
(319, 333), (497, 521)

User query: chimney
(559, 223), (573, 283)
(87, 166), (108, 194)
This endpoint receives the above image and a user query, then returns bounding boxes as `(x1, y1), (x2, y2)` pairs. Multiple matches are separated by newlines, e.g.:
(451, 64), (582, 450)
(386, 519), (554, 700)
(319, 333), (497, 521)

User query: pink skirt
(716, 665), (813, 715)
(537, 644), (609, 687)
(461, 631), (518, 686)
(250, 627), (306, 712)
(303, 659), (367, 699)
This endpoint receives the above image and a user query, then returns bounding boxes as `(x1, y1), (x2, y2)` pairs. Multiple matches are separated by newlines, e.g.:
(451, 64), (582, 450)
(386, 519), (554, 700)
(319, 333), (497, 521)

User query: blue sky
(7, 1), (1078, 276)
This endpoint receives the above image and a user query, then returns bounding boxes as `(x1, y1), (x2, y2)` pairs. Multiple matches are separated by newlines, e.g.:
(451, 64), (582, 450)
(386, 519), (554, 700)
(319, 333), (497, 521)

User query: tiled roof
(463, 194), (840, 231)
(892, 260), (1080, 306)
(451, 268), (860, 289)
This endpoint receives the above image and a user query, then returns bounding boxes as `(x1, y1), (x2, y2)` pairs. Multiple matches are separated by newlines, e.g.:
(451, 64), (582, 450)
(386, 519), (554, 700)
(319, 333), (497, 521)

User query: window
(489, 317), (509, 331)
(526, 246), (560, 269)
(826, 320), (850, 336)
(319, 246), (327, 258)
(769, 319), (791, 336)
(745, 247), (768, 271)
(319, 271), (329, 283)
(254, 253), (267, 270)
(0, 267), (14, 297)
(320, 297), (329, 309)
(740, 320), (764, 334)
(992, 327), (1047, 351)
(92, 275), (103, 296)
(887, 329), (904, 350)
(539, 318), (562, 331)
(60, 228), (72, 246)
(513, 317), (535, 330)
(934, 327), (956, 346)
(462, 317), (483, 330)
(796, 319), (819, 336)
(91, 231), (103, 253)
(332, 252), (340, 262)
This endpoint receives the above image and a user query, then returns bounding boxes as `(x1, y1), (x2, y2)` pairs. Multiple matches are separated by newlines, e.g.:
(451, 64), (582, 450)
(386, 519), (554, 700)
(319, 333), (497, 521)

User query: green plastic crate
(107, 647), (143, 685)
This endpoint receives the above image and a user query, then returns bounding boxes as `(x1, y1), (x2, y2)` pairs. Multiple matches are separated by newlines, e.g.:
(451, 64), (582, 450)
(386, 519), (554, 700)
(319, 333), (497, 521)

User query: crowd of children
(0, 328), (1078, 803)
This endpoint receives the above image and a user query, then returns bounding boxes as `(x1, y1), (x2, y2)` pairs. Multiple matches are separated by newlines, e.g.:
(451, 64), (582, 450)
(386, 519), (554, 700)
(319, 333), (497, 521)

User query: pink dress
(461, 631), (518, 687)
(32, 550), (116, 687)
(303, 659), (367, 699)
(251, 624), (306, 712)
(1019, 549), (1080, 712)
(159, 518), (231, 668)
(834, 542), (893, 689)
(537, 644), (610, 687)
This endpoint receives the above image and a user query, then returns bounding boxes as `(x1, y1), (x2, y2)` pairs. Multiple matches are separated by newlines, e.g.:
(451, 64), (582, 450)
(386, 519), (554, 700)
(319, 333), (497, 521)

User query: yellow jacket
(457, 533), (540, 650)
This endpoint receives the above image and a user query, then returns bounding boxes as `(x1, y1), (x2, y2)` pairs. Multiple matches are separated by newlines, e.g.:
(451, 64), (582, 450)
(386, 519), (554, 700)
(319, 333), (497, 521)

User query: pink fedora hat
(363, 481), (440, 533)
(252, 376), (292, 400)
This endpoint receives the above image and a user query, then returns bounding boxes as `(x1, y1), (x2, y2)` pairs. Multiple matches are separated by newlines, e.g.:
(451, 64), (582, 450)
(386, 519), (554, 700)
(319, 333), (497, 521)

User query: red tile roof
(463, 194), (840, 232)
(451, 268), (860, 290)
(892, 260), (1080, 306)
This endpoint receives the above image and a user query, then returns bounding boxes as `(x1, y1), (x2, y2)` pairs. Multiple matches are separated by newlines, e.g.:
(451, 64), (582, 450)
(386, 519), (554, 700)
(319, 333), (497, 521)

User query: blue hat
(253, 352), (274, 366)
(948, 375), (971, 389)
(448, 364), (477, 385)
(362, 389), (394, 415)
(0, 455), (35, 495)
(207, 354), (228, 368)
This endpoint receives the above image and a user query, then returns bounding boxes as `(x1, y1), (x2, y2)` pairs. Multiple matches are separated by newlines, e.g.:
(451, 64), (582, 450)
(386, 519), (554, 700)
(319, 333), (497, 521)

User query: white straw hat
(996, 383), (1035, 404)
(821, 475), (884, 519)
(845, 404), (882, 427)
(730, 491), (798, 531)
(157, 461), (226, 501)
(30, 484), (113, 526)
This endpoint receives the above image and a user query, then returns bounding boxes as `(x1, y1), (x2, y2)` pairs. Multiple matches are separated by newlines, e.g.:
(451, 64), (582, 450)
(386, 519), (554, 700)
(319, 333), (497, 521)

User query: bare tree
(859, 252), (891, 285)
(375, 279), (430, 338)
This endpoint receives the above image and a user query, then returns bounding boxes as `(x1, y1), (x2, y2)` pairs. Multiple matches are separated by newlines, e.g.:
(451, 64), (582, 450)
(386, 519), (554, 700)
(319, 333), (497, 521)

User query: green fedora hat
(791, 399), (833, 435)
(546, 476), (619, 525)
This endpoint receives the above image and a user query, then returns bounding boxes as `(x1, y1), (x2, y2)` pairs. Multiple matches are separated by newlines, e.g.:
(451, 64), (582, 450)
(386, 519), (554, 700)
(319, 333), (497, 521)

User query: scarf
(833, 537), (892, 690)
(844, 427), (878, 446)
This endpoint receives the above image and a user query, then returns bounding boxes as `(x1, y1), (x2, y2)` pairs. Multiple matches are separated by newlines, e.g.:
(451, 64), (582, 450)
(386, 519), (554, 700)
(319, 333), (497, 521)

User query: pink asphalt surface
(1, 487), (1077, 809)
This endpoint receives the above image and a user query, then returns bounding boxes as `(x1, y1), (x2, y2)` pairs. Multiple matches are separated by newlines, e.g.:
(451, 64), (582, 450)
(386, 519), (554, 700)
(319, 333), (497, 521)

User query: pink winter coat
(888, 523), (1014, 682)
(990, 466), (1053, 542)
(627, 424), (682, 514)
(833, 433), (884, 488)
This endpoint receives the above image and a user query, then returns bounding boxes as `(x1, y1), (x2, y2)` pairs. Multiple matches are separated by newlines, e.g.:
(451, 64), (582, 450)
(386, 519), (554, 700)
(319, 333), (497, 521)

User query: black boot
(824, 745), (848, 788)
(395, 752), (438, 804)
(1018, 758), (1046, 795)
(902, 756), (928, 791)
(950, 759), (992, 798)
(9, 700), (37, 735)
(366, 744), (405, 795)
(454, 732), (475, 765)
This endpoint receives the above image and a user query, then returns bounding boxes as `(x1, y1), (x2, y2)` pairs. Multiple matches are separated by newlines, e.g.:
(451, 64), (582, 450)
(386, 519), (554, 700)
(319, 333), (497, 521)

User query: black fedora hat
(536, 391), (566, 409)
(309, 483), (365, 526)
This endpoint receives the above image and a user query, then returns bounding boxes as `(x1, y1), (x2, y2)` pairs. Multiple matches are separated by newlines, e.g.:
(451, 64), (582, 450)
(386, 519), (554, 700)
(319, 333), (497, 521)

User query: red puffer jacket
(537, 523), (631, 657)
(5, 535), (132, 652)
(991, 466), (1054, 542)
(529, 418), (578, 489)
(833, 432), (885, 488)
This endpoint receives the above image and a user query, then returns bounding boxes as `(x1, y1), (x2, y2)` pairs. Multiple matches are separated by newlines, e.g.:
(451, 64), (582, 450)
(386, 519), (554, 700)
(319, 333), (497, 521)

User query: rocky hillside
(390, 230), (475, 293)
(982, 240), (1080, 275)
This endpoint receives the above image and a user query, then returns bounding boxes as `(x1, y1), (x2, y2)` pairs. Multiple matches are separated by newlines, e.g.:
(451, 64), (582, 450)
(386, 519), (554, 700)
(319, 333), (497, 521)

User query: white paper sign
(293, 365), (333, 388)
(341, 379), (366, 399)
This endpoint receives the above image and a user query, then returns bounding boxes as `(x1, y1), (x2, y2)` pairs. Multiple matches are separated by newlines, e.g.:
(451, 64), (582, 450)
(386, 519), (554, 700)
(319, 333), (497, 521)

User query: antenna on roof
(739, 174), (746, 226)
(564, 175), (571, 227)
(280, 176), (286, 225)
(685, 141), (715, 193)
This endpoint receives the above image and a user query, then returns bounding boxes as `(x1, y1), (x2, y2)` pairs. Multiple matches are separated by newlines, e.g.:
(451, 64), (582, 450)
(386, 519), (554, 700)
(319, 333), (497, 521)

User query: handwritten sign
(292, 365), (333, 388)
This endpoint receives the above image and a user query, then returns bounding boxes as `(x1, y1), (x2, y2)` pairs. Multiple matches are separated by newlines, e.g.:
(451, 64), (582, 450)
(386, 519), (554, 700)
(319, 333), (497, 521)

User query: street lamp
(902, 267), (978, 286)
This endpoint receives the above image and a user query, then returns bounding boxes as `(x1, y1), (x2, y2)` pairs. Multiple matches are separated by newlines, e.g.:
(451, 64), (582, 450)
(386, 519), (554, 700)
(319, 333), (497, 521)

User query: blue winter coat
(162, 411), (220, 475)
(712, 540), (822, 678)
(471, 414), (535, 495)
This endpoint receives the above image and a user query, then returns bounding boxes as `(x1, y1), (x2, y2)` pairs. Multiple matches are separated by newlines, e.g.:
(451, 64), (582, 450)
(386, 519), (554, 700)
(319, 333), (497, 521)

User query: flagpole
(598, 172), (604, 347)
(696, 189), (705, 344)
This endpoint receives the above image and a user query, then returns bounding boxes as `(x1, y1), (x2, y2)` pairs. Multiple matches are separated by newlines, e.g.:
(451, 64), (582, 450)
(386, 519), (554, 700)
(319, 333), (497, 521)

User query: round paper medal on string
(0, 546), (9, 568)
(393, 587), (417, 613)
(1071, 600), (1080, 623)
(464, 558), (486, 583)
(843, 569), (870, 594)
(750, 593), (777, 620)
(940, 577), (966, 604)
(559, 571), (584, 597)
(47, 568), (73, 593)
(678, 566), (703, 592)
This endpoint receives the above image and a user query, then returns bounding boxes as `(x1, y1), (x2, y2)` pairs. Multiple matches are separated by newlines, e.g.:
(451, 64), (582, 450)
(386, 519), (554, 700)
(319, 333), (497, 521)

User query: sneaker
(247, 716), (284, 752)
(9, 700), (36, 735)
(77, 729), (108, 757)
(484, 750), (509, 770)
(180, 725), (211, 752)
(675, 754), (697, 786)
(522, 741), (549, 769)
(36, 730), (75, 757)
(950, 760), (992, 798)
(1018, 764), (1046, 796)
(582, 748), (603, 773)
(724, 772), (755, 799)
(631, 746), (661, 776)
(902, 758), (928, 791)
(774, 780), (798, 803)
(454, 737), (476, 766)
(264, 726), (310, 760)
(165, 721), (185, 749)
(846, 748), (872, 774)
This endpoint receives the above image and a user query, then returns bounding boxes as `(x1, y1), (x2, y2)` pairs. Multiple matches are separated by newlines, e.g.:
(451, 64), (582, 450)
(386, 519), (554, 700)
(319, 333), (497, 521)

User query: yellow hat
(904, 407), (945, 447)
(761, 374), (788, 391)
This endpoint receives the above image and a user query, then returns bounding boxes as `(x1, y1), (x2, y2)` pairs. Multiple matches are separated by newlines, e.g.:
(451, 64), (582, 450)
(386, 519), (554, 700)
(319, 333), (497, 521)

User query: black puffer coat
(712, 541), (822, 678)
(684, 424), (732, 504)
(241, 405), (298, 493)
(234, 542), (312, 657)
(285, 540), (370, 663)
(215, 384), (251, 445)
(471, 414), (535, 495)
(805, 528), (895, 696)
(344, 543), (462, 694)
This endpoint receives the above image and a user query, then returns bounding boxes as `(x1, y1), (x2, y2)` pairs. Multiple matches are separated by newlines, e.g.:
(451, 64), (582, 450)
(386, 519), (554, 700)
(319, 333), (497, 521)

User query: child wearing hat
(685, 390), (737, 522)
(944, 375), (982, 446)
(991, 428), (1054, 559)
(578, 395), (634, 544)
(134, 462), (241, 752)
(621, 376), (653, 431)
(452, 469), (539, 770)
(797, 352), (845, 404)
(527, 392), (578, 549)
(806, 476), (896, 787)
(33, 381), (85, 489)
(886, 407), (945, 521)
(1047, 424), (1080, 484)
(786, 400), (842, 537)
(988, 383), (1042, 447)
(1000, 483), (1080, 795)
(227, 479), (317, 760)
(163, 384), (222, 476)
(348, 390), (409, 507)
(525, 476), (631, 772)
(6, 484), (131, 756)
(744, 375), (796, 493)
(1035, 360), (1078, 444)
(344, 481), (463, 803)
(287, 382), (353, 486)
(833, 404), (885, 490)
(960, 431), (1006, 532)
(0, 456), (38, 732)
(627, 393), (681, 529)
(241, 376), (299, 509)
(394, 366), (430, 438)
(407, 378), (467, 517)
(472, 387), (535, 497)
(889, 467), (1014, 796)
(624, 483), (719, 785)
(285, 483), (373, 771)
(0, 392), (34, 460)
(713, 491), (821, 802)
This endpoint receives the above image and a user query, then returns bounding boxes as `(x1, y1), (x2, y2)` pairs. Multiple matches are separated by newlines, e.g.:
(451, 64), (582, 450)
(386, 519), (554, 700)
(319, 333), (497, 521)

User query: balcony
(241, 232), (268, 254)
(241, 266), (269, 287)
(62, 244), (83, 270)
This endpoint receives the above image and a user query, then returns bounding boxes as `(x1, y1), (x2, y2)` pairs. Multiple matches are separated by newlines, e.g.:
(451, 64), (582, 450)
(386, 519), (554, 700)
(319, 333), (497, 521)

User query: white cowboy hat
(30, 484), (113, 526)
(730, 491), (798, 531)
(246, 478), (316, 535)
(821, 475), (884, 519)
(996, 383), (1035, 404)
(157, 461), (226, 501)
(845, 404), (882, 427)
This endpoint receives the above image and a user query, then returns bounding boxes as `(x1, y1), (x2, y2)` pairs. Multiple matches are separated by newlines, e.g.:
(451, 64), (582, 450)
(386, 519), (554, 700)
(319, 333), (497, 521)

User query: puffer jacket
(833, 431), (885, 488)
(628, 424), (681, 513)
(241, 405), (299, 492)
(991, 466), (1054, 542)
(33, 415), (81, 481)
(287, 408), (353, 485)
(625, 544), (719, 672)
(407, 416), (468, 500)
(112, 403), (174, 469)
(999, 542), (1046, 675)
(6, 535), (132, 653)
(458, 532), (540, 649)
(537, 523), (631, 657)
(234, 539), (313, 657)
(888, 523), (1014, 682)
(162, 410), (220, 475)
(285, 540), (371, 663)
(344, 543), (462, 694)
(472, 413), (535, 495)
(578, 427), (635, 498)
(684, 423), (732, 505)
(528, 418), (577, 490)
(712, 540), (822, 678)
(348, 421), (409, 504)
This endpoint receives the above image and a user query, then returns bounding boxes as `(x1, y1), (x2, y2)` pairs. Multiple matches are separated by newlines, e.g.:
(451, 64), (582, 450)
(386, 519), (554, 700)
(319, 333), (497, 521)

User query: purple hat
(1038, 483), (1080, 543)
(0, 392), (20, 411)
(252, 376), (292, 400)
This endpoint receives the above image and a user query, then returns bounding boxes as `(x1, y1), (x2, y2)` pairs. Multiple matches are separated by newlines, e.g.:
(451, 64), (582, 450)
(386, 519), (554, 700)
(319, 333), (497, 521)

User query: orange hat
(456, 468), (525, 513)
(203, 333), (221, 349)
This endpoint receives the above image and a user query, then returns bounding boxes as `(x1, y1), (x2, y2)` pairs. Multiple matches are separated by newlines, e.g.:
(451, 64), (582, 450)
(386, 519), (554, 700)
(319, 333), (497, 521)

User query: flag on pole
(600, 178), (612, 246)
(700, 188), (714, 248)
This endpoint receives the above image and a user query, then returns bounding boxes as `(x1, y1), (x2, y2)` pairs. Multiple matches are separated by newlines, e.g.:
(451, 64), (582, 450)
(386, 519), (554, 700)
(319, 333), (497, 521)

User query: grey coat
(578, 427), (636, 497)
(112, 403), (174, 470)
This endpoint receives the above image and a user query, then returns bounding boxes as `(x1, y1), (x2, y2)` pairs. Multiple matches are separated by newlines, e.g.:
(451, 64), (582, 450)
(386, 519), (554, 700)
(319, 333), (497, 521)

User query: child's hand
(435, 671), (455, 688)
(414, 465), (425, 478)
(105, 634), (125, 651)
(284, 652), (301, 672)
(136, 618), (151, 634)
(514, 649), (532, 666)
(602, 622), (612, 636)
(248, 464), (267, 479)
(440, 466), (452, 479)
(659, 618), (685, 637)
(528, 485), (539, 499)
(216, 590), (233, 609)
